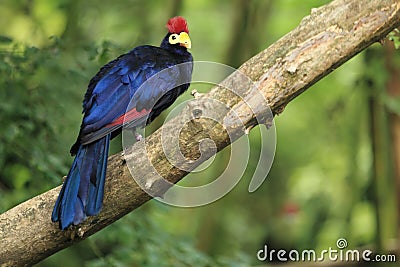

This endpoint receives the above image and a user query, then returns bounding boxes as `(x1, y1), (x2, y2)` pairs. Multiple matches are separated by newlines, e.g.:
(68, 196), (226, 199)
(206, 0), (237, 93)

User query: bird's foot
(77, 227), (85, 238)
(191, 89), (203, 99)
(245, 124), (256, 135)
(135, 133), (143, 142)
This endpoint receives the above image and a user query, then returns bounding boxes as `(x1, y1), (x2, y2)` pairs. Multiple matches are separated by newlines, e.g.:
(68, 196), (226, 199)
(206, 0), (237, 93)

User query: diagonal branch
(1, 0), (399, 266)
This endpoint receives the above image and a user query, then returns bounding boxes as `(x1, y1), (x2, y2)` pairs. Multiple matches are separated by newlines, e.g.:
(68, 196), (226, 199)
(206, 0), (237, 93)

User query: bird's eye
(169, 34), (179, 44)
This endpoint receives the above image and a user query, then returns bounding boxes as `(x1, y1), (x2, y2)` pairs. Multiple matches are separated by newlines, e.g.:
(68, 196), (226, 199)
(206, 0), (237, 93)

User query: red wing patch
(107, 108), (150, 127)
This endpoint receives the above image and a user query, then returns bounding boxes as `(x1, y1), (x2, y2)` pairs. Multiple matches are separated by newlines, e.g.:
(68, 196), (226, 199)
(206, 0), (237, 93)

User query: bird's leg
(135, 132), (143, 142)
(128, 127), (143, 142)
(191, 89), (203, 99)
(244, 120), (259, 135)
(245, 124), (255, 135)
(135, 133), (143, 142)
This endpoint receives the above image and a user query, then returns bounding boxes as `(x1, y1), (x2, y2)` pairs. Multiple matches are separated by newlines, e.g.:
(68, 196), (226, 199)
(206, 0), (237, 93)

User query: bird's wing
(77, 46), (192, 145)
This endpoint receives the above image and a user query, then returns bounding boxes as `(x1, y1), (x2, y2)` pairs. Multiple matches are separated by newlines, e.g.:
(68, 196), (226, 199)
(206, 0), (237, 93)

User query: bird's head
(165, 16), (191, 49)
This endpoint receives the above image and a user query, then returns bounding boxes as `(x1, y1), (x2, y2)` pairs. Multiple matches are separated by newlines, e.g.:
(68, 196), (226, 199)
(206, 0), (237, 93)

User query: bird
(52, 16), (193, 230)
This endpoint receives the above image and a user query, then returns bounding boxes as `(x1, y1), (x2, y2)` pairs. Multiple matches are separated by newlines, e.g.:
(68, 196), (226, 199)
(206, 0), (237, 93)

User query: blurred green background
(1, 0), (399, 266)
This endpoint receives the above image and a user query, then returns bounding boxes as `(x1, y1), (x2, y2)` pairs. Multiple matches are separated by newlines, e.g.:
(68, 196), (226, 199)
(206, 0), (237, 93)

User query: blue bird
(52, 17), (193, 230)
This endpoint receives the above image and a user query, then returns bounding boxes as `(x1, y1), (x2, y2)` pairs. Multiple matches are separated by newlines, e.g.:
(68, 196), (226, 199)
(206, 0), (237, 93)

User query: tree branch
(1, 0), (399, 266)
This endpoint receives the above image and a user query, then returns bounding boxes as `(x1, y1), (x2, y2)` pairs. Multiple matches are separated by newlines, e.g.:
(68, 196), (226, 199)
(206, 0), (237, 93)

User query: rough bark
(1, 0), (399, 266)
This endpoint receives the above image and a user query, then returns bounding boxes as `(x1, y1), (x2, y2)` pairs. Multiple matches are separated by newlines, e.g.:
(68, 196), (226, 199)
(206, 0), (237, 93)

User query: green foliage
(0, 40), (78, 210)
(43, 204), (252, 267)
(0, 35), (13, 44)
(383, 94), (400, 116)
(388, 28), (400, 49)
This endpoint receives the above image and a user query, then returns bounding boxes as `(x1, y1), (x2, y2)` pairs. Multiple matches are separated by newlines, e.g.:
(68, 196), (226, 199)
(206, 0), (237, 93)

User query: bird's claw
(245, 124), (255, 135)
(135, 133), (143, 142)
(191, 89), (203, 99)
(77, 227), (85, 238)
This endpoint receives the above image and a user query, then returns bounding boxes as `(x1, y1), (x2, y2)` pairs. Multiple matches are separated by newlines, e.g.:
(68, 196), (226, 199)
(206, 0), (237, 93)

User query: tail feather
(52, 133), (111, 230)
(87, 135), (109, 215)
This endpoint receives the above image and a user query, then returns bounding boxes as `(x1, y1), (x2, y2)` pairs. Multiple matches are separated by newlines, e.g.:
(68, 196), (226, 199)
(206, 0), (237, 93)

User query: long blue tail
(52, 133), (111, 230)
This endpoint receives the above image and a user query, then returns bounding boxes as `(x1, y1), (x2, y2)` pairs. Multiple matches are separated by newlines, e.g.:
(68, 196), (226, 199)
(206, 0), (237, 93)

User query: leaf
(4, 164), (31, 189)
(383, 94), (400, 115)
(0, 35), (13, 44)
(388, 28), (400, 49)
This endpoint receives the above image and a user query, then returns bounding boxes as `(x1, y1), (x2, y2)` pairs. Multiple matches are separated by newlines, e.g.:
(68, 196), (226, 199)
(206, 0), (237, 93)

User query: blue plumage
(52, 134), (110, 229)
(52, 17), (193, 229)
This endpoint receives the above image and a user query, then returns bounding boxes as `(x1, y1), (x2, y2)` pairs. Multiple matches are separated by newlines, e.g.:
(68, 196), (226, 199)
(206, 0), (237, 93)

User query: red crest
(166, 16), (189, 34)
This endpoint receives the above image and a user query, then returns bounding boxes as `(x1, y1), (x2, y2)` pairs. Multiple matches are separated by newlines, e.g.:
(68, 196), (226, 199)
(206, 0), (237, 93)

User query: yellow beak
(178, 32), (191, 49)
